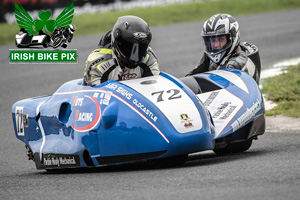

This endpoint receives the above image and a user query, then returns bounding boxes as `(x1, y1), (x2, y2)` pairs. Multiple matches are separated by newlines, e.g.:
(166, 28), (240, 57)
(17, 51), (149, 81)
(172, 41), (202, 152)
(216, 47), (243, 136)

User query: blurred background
(1, 0), (203, 24)
(1, 2), (300, 199)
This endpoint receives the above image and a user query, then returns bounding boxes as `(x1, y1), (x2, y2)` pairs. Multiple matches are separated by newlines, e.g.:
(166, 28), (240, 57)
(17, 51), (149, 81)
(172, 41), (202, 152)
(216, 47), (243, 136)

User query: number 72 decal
(151, 89), (182, 102)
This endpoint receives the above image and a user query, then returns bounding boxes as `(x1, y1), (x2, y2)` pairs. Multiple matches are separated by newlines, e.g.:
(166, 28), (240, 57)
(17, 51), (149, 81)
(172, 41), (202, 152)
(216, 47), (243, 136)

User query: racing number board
(122, 75), (203, 134)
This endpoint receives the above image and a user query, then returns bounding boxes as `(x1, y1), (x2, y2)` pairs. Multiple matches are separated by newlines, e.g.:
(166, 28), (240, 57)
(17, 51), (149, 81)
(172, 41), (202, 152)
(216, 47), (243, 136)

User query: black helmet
(111, 15), (152, 69)
(201, 14), (240, 64)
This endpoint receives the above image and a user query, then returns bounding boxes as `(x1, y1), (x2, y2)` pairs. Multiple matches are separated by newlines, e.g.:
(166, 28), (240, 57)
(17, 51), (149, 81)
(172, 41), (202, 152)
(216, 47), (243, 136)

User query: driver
(82, 15), (160, 86)
(186, 13), (261, 84)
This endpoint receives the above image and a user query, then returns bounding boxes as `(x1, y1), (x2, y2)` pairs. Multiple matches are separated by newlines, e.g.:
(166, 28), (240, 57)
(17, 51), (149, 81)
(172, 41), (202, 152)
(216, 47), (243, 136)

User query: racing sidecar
(15, 30), (50, 48)
(12, 69), (265, 170)
(180, 69), (265, 154)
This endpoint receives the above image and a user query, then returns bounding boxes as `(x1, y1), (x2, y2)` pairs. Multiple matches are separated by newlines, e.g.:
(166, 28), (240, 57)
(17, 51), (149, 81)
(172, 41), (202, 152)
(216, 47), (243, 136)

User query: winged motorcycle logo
(14, 2), (75, 49)
(10, 2), (78, 64)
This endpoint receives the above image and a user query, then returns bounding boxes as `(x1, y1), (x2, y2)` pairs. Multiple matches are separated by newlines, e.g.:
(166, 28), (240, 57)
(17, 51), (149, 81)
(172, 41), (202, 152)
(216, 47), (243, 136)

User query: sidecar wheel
(213, 139), (253, 155)
(53, 38), (63, 48)
(43, 42), (49, 48)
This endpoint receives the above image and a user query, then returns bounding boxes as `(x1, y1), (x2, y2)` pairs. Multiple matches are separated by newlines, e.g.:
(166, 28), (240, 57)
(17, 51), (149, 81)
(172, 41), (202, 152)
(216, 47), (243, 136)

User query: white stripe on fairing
(36, 101), (46, 162)
(54, 88), (169, 143)
(207, 70), (249, 94)
(122, 76), (203, 134)
(54, 89), (107, 95)
(112, 93), (170, 143)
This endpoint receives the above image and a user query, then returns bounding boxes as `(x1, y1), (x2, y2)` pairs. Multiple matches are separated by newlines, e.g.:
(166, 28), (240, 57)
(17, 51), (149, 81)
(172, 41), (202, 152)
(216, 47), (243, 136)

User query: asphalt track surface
(1, 9), (300, 200)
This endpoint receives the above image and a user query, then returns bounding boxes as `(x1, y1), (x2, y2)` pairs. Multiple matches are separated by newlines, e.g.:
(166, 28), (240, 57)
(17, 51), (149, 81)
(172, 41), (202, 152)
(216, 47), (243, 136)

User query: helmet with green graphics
(201, 14), (240, 64)
(111, 15), (152, 69)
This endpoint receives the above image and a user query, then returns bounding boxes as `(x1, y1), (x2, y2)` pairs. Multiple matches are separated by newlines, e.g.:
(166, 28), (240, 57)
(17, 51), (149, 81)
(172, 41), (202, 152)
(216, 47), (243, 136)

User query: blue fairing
(195, 69), (265, 139)
(12, 69), (265, 169)
(12, 73), (216, 169)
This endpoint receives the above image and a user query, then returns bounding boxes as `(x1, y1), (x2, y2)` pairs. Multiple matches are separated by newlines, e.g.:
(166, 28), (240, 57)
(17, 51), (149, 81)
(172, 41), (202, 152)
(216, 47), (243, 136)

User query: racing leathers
(82, 32), (160, 86)
(186, 42), (261, 84)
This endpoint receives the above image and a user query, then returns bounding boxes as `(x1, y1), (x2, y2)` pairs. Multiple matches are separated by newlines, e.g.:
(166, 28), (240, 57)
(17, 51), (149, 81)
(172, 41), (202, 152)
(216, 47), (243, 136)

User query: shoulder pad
(143, 48), (158, 65)
(240, 42), (259, 56)
(98, 30), (112, 48)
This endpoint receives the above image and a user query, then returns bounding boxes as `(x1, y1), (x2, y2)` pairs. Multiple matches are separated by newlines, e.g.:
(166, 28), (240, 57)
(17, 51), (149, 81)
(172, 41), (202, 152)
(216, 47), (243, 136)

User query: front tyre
(213, 139), (253, 155)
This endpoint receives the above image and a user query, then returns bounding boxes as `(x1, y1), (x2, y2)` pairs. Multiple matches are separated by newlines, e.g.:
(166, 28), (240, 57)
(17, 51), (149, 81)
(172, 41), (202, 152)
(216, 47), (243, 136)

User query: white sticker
(103, 91), (112, 105)
(15, 106), (25, 136)
(122, 76), (203, 133)
(197, 89), (243, 137)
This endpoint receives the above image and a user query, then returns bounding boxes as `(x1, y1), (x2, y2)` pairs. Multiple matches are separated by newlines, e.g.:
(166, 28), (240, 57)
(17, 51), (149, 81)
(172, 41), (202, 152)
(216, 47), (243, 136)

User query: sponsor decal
(118, 73), (138, 81)
(105, 83), (133, 100)
(198, 89), (243, 137)
(70, 95), (101, 132)
(105, 82), (158, 123)
(212, 102), (231, 118)
(93, 93), (99, 98)
(91, 57), (104, 67)
(102, 91), (112, 105)
(42, 154), (80, 167)
(116, 86), (133, 100)
(244, 42), (258, 52)
(180, 114), (194, 128)
(203, 91), (219, 107)
(75, 111), (93, 122)
(72, 96), (84, 106)
(9, 2), (77, 64)
(231, 99), (262, 132)
(133, 99), (158, 122)
(220, 105), (237, 120)
(133, 32), (147, 40)
(105, 83), (118, 90)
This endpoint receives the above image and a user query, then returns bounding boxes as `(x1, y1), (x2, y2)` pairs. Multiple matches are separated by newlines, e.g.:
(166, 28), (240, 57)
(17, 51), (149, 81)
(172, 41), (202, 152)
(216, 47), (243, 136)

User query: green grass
(1, 0), (300, 45)
(261, 64), (300, 118)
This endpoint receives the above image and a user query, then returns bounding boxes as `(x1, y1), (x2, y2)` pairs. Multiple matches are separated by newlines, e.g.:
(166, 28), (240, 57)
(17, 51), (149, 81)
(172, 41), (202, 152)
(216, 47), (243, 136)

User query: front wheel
(52, 37), (63, 48)
(213, 139), (253, 155)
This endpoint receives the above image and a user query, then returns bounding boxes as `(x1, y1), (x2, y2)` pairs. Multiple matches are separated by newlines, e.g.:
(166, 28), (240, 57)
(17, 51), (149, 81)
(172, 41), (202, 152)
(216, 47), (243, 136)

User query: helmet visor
(202, 34), (232, 55)
(116, 37), (148, 66)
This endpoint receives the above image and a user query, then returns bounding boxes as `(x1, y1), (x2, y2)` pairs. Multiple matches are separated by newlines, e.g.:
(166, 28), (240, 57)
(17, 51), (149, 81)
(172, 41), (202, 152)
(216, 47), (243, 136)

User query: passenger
(186, 13), (261, 84)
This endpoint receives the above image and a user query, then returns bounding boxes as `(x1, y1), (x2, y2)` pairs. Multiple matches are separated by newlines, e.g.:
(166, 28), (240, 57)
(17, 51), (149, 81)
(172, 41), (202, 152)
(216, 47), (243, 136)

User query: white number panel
(122, 76), (203, 133)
